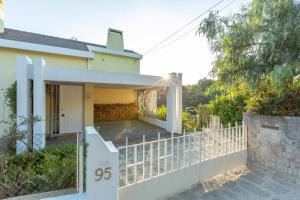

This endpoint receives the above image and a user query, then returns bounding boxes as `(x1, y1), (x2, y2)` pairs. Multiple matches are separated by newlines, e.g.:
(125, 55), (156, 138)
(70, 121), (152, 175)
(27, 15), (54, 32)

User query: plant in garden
(182, 111), (197, 132)
(156, 105), (167, 121)
(198, 0), (300, 116)
(4, 81), (16, 121)
(0, 144), (77, 199)
(208, 94), (247, 125)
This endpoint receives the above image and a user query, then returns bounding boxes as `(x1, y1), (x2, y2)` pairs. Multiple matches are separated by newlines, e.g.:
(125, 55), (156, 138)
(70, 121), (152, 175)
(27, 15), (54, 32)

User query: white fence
(117, 122), (247, 200)
(84, 123), (247, 200)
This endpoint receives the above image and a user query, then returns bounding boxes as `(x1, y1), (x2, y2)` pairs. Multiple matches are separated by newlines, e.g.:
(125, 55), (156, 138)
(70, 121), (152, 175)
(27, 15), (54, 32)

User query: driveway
(164, 164), (300, 200)
(96, 120), (172, 147)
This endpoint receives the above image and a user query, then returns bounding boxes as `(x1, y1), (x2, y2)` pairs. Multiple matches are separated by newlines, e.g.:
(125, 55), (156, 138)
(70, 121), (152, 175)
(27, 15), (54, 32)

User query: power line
(146, 0), (241, 56)
(143, 0), (225, 55)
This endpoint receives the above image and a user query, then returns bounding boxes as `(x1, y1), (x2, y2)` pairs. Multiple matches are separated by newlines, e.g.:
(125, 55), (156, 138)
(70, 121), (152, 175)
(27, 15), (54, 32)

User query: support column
(33, 57), (46, 149)
(176, 73), (182, 133)
(166, 73), (177, 133)
(16, 56), (32, 153)
(84, 83), (94, 127)
(166, 73), (182, 134)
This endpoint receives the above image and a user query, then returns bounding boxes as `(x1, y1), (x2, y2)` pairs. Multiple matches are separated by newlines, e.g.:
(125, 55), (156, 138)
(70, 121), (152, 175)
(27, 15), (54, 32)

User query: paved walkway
(164, 164), (300, 200)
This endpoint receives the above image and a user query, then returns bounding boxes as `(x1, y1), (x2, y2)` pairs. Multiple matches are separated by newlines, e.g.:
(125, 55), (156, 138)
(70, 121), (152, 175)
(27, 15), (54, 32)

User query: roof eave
(87, 45), (143, 59)
(0, 38), (95, 58)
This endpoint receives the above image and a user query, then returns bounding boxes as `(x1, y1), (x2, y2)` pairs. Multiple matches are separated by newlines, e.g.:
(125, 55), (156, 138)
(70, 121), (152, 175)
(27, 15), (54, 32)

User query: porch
(16, 55), (182, 152)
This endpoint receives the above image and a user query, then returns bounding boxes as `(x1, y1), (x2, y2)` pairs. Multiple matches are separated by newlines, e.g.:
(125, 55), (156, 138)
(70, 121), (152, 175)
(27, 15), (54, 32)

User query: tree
(198, 0), (300, 116)
(182, 78), (214, 108)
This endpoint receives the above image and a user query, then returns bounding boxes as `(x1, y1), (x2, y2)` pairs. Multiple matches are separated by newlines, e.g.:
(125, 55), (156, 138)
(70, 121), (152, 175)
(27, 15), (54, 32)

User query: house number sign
(95, 166), (112, 181)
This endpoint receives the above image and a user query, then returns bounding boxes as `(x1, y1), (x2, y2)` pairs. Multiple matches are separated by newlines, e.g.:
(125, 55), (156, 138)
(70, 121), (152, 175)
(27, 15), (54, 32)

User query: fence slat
(199, 132), (202, 162)
(193, 128), (196, 164)
(150, 142), (153, 178)
(142, 135), (145, 180)
(134, 145), (137, 183)
(125, 137), (128, 186)
(189, 134), (191, 166)
(164, 140), (167, 173)
(221, 124), (223, 155)
(171, 132), (174, 171)
(203, 132), (206, 161)
(158, 132), (160, 175)
(177, 137), (180, 169)
(183, 130), (186, 167)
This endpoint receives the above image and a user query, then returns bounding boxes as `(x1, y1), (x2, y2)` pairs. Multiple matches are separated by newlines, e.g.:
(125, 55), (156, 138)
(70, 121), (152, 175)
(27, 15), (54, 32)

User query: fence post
(77, 131), (84, 193)
(86, 127), (119, 200)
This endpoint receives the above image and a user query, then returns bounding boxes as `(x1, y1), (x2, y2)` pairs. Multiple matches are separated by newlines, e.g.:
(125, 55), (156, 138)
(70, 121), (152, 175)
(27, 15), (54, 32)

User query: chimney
(0, 0), (4, 33)
(106, 28), (124, 51)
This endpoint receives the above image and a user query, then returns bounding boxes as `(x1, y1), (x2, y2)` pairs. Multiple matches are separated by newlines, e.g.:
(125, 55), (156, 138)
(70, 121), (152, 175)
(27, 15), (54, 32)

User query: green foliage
(246, 68), (300, 115)
(156, 105), (167, 121)
(182, 112), (197, 132)
(208, 94), (247, 125)
(1, 116), (41, 155)
(183, 78), (215, 108)
(4, 81), (17, 120)
(198, 0), (300, 116)
(196, 104), (211, 127)
(0, 144), (76, 199)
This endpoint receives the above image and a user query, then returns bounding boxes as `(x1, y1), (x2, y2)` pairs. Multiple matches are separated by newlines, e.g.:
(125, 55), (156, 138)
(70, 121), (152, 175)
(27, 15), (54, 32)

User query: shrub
(0, 144), (76, 199)
(248, 64), (300, 116)
(182, 112), (197, 132)
(208, 94), (247, 125)
(156, 105), (167, 121)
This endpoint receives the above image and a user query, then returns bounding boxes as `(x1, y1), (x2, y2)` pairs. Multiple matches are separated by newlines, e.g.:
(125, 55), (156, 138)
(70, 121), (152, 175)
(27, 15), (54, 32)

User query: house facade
(0, 1), (182, 152)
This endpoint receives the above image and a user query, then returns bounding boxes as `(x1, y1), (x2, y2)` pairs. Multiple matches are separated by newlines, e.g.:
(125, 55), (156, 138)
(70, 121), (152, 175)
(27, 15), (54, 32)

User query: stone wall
(244, 112), (300, 180)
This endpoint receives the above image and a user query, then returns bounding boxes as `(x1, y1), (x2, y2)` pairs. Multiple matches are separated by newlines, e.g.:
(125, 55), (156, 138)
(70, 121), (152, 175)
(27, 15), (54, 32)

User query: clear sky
(4, 0), (246, 85)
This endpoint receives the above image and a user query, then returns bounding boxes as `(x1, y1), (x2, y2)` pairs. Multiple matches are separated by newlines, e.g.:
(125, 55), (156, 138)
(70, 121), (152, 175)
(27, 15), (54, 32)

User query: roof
(0, 28), (138, 54)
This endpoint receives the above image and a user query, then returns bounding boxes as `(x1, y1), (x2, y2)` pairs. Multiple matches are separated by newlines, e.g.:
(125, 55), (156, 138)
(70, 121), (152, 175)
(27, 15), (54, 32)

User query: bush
(208, 94), (247, 125)
(156, 105), (167, 121)
(182, 112), (197, 132)
(245, 64), (300, 116)
(0, 144), (76, 199)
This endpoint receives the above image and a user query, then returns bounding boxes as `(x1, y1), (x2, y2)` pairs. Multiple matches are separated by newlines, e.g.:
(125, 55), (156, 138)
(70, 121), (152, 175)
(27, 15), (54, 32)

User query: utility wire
(143, 0), (225, 55)
(146, 0), (241, 56)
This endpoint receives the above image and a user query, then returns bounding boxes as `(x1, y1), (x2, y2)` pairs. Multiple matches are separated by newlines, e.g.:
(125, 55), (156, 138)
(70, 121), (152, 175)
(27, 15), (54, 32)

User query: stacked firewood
(94, 102), (139, 122)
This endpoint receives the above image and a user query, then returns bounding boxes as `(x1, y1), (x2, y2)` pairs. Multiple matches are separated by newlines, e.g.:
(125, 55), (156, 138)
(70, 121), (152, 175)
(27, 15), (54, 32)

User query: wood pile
(94, 102), (139, 122)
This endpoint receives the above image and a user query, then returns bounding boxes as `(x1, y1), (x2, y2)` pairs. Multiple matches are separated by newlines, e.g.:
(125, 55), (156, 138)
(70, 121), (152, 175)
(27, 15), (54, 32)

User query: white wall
(118, 150), (247, 200)
(138, 115), (166, 129)
(86, 127), (119, 200)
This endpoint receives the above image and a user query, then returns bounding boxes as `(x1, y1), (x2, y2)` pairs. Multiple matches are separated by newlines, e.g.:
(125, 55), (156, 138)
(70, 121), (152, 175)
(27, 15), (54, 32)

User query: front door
(59, 85), (84, 134)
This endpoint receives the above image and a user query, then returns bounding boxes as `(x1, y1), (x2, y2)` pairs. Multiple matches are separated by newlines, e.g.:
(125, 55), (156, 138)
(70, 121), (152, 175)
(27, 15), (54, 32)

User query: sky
(4, 0), (246, 85)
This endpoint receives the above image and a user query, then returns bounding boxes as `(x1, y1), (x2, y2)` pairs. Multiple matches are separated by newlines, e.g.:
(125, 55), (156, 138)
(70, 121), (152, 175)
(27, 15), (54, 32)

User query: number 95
(95, 167), (112, 181)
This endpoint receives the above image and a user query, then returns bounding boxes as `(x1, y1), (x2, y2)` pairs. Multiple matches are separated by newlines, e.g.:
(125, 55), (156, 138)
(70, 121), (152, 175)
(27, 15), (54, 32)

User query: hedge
(0, 144), (76, 199)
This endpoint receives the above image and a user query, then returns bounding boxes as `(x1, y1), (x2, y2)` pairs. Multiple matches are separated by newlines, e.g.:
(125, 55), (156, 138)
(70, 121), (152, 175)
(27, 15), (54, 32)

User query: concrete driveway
(95, 120), (172, 147)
